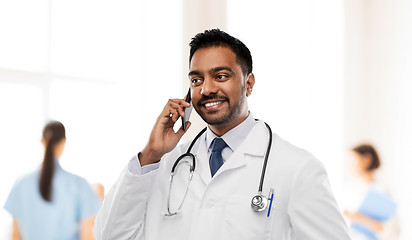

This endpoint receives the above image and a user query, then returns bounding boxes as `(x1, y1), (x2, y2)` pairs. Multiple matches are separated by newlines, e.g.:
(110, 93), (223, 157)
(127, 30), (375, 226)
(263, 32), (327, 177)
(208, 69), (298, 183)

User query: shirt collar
(206, 112), (257, 152)
(54, 159), (63, 172)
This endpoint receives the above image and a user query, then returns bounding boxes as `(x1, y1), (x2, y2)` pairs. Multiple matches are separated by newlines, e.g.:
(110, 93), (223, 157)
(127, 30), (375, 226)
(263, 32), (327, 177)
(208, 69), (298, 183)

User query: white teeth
(205, 101), (223, 107)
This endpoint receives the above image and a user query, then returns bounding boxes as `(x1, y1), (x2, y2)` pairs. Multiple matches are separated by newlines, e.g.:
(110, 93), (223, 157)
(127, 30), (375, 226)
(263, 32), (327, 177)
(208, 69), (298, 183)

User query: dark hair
(39, 121), (65, 202)
(189, 29), (253, 75)
(352, 144), (381, 172)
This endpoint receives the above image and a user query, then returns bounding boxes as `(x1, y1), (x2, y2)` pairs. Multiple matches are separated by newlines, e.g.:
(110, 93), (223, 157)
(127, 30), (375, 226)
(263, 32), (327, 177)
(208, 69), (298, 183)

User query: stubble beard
(195, 85), (247, 126)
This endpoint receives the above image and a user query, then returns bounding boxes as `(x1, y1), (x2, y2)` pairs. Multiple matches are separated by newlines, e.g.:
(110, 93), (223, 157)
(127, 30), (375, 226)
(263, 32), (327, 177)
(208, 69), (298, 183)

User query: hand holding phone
(182, 88), (193, 130)
(140, 89), (192, 166)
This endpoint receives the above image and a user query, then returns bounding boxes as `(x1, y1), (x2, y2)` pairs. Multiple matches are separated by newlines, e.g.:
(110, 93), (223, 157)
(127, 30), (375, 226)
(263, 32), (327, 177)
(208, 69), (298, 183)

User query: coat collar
(239, 120), (270, 158)
(205, 113), (256, 155)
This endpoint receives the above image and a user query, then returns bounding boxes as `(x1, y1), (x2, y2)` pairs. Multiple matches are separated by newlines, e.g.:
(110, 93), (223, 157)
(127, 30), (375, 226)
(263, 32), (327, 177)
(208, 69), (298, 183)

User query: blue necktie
(209, 138), (227, 177)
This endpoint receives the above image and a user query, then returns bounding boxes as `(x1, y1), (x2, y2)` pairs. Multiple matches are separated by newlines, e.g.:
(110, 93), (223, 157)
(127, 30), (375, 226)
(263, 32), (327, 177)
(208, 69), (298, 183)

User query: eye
(216, 74), (228, 81)
(191, 78), (203, 86)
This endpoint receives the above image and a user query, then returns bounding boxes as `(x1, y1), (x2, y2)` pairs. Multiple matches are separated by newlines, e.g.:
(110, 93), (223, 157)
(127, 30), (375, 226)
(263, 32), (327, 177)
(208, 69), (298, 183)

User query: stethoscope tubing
(171, 121), (272, 192)
(170, 128), (206, 174)
(258, 122), (272, 193)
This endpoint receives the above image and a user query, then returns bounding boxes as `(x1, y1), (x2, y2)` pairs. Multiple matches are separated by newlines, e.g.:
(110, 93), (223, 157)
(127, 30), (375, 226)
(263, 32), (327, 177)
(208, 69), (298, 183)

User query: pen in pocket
(267, 188), (274, 217)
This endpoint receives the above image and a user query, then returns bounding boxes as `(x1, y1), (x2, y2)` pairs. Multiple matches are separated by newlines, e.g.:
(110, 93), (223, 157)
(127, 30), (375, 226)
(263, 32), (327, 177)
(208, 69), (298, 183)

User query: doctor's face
(189, 46), (254, 132)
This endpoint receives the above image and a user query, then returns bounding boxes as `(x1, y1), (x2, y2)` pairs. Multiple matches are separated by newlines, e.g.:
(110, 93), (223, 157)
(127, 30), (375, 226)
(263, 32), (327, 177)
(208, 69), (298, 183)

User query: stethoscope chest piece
(251, 194), (268, 212)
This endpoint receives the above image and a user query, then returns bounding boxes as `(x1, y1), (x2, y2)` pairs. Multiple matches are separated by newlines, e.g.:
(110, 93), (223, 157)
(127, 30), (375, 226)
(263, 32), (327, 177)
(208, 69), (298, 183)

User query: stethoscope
(165, 121), (273, 216)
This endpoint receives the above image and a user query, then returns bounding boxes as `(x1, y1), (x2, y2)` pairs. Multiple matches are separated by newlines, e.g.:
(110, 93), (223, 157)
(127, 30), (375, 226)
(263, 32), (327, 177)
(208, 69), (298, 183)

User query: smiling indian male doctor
(94, 29), (351, 240)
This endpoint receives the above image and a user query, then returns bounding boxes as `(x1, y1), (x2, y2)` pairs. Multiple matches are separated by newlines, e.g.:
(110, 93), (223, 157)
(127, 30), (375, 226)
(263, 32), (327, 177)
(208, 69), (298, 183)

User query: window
(0, 0), (182, 236)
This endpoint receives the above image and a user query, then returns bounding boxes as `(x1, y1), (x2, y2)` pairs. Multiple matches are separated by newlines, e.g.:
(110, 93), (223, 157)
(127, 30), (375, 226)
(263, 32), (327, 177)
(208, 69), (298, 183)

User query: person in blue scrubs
(4, 121), (101, 240)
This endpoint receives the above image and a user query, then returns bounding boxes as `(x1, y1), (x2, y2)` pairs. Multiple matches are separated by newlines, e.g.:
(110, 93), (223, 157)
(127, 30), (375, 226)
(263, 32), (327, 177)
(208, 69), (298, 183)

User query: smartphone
(181, 88), (193, 130)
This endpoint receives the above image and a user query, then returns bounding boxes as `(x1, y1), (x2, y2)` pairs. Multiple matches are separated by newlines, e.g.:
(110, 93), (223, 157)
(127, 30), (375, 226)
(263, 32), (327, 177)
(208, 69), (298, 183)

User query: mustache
(197, 95), (229, 106)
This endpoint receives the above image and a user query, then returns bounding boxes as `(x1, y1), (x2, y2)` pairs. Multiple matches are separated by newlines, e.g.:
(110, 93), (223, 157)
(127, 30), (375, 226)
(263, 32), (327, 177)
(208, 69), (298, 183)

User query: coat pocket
(222, 195), (289, 240)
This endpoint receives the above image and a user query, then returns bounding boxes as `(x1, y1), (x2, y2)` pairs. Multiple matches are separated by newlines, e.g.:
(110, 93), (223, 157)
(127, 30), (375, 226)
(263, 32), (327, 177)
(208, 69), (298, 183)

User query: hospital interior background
(0, 0), (411, 239)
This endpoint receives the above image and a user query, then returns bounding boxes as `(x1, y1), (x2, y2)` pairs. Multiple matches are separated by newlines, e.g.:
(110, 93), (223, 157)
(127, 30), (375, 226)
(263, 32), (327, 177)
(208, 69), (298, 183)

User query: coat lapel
(193, 121), (270, 184)
(194, 134), (212, 185)
(214, 121), (269, 177)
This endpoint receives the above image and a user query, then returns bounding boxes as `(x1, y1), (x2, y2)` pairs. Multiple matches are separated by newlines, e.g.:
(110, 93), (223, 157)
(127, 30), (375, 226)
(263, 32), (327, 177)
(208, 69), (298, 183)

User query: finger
(160, 99), (191, 124)
(159, 107), (176, 125)
(170, 98), (191, 109)
(169, 101), (189, 117)
(168, 107), (179, 122)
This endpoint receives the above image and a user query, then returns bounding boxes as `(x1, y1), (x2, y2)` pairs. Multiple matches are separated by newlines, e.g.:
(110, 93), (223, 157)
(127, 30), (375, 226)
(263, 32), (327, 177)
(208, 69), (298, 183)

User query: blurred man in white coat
(94, 29), (351, 240)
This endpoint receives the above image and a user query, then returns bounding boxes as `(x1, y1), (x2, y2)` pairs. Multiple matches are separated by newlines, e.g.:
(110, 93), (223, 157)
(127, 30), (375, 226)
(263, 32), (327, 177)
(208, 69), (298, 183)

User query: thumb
(176, 121), (191, 138)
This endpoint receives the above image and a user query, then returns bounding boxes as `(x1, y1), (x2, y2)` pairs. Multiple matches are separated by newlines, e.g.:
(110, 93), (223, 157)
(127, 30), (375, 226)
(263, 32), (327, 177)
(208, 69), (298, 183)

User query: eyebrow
(188, 66), (236, 77)
(210, 66), (235, 75)
(188, 70), (201, 77)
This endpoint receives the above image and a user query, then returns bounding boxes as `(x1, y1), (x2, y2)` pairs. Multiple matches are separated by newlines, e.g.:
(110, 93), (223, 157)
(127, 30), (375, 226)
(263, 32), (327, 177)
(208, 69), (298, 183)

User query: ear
(245, 73), (255, 97)
(363, 152), (373, 169)
(41, 138), (46, 147)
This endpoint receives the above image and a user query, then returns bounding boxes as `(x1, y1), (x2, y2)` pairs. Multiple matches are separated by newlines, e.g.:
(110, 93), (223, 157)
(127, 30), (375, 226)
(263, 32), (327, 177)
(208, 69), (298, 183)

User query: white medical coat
(95, 121), (351, 239)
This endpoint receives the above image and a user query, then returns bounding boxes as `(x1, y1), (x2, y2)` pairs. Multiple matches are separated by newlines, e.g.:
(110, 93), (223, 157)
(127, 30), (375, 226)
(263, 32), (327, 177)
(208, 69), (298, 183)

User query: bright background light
(1, 0), (411, 239)
(227, 0), (344, 193)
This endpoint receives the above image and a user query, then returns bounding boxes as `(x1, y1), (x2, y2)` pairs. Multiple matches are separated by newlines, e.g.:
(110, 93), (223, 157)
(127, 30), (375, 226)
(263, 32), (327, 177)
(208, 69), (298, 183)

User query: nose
(200, 78), (218, 96)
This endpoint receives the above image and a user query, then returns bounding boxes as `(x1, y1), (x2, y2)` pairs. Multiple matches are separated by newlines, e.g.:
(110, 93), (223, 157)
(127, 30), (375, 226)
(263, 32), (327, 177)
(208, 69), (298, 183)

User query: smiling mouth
(204, 101), (224, 108)
(201, 100), (227, 111)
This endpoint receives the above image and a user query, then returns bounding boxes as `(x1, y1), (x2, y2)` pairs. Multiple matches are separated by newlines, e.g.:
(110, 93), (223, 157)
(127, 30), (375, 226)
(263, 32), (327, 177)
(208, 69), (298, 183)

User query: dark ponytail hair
(352, 144), (381, 172)
(39, 121), (65, 202)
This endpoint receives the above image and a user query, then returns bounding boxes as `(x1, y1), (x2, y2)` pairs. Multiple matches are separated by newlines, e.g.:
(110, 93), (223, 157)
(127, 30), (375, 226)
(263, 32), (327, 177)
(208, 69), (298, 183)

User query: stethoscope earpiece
(251, 194), (268, 212)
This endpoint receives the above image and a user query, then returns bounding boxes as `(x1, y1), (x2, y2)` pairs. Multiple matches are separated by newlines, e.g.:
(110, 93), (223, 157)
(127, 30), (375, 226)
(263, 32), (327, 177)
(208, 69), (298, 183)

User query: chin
(200, 111), (237, 126)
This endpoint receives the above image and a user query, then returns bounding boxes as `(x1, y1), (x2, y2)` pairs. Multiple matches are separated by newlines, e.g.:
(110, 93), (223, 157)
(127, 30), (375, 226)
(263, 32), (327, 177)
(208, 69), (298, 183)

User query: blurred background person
(343, 144), (400, 240)
(3, 121), (101, 240)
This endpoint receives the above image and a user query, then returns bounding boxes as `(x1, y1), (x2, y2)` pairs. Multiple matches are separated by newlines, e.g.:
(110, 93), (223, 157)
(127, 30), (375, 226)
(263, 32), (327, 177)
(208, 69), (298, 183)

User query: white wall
(0, 0), (183, 238)
(345, 0), (412, 239)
